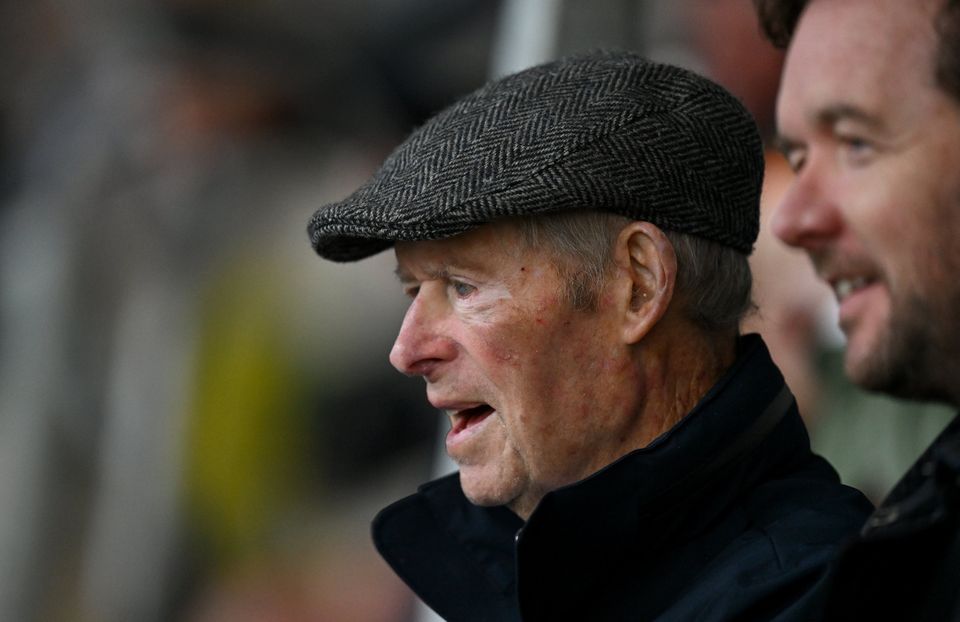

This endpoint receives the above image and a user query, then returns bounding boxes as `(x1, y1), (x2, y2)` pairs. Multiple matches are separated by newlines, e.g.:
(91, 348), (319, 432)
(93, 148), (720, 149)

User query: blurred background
(0, 1), (953, 621)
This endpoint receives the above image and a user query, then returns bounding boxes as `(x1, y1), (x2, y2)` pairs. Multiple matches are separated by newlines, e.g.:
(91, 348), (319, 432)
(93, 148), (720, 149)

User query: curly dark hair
(754, 0), (960, 101)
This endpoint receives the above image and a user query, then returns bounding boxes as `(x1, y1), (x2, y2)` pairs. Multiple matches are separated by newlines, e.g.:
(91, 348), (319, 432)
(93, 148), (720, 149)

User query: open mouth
(451, 404), (495, 435)
(833, 276), (874, 302)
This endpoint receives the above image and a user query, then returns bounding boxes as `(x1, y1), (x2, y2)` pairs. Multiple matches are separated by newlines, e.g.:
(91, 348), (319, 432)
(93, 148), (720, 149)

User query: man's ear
(612, 221), (677, 345)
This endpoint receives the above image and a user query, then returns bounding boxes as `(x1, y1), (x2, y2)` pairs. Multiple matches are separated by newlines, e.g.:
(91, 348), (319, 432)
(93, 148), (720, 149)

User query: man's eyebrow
(817, 103), (885, 130)
(775, 103), (887, 156)
(393, 264), (449, 283)
(393, 265), (419, 284)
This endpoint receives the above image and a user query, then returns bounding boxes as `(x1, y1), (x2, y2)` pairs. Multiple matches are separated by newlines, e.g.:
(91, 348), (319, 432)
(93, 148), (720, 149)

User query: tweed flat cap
(308, 50), (763, 260)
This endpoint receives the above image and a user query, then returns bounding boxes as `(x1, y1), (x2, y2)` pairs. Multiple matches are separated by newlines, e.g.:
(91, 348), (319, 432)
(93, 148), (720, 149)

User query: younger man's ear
(612, 221), (677, 344)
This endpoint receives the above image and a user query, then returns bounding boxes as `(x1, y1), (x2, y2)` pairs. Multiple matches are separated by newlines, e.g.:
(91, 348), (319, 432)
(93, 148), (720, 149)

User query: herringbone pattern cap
(308, 50), (763, 261)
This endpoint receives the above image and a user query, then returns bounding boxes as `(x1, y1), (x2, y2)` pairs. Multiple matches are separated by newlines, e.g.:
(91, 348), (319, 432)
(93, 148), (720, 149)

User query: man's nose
(771, 164), (844, 250)
(389, 293), (457, 378)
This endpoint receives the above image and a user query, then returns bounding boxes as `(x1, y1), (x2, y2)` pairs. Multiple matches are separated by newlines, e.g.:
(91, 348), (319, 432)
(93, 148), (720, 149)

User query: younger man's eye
(842, 135), (874, 160)
(784, 148), (805, 173)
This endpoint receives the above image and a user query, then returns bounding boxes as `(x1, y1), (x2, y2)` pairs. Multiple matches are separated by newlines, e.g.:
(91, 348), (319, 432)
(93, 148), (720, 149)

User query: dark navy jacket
(373, 335), (872, 621)
(820, 413), (960, 621)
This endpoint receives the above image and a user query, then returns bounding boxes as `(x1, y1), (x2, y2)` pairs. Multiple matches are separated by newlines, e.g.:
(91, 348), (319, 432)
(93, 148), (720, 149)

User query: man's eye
(783, 147), (806, 173)
(839, 135), (875, 164)
(450, 281), (476, 298)
(843, 136), (870, 151)
(403, 285), (420, 299)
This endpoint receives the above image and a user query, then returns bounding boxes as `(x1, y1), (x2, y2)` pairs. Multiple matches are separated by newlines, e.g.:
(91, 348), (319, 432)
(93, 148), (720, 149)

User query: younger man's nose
(771, 170), (844, 251)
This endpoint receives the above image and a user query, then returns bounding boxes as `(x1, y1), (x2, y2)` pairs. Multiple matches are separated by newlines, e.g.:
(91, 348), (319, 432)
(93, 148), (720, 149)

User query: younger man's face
(773, 0), (960, 399)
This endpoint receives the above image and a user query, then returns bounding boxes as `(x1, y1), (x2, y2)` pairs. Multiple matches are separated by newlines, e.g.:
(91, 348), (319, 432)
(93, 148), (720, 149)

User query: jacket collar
(862, 413), (960, 536)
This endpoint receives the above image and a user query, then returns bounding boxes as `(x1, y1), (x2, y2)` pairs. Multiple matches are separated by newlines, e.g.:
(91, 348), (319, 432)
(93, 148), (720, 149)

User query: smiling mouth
(833, 276), (874, 302)
(451, 404), (495, 434)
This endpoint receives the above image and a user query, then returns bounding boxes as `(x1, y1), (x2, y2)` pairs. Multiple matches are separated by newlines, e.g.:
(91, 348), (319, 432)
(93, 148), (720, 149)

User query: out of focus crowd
(0, 1), (951, 621)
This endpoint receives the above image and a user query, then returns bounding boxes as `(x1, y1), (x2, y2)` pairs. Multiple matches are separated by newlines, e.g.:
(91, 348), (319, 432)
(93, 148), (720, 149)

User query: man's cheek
(473, 322), (529, 366)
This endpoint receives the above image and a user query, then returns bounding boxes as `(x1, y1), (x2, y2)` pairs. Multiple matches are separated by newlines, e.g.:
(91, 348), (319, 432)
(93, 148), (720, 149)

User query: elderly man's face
(774, 0), (960, 400)
(390, 220), (642, 518)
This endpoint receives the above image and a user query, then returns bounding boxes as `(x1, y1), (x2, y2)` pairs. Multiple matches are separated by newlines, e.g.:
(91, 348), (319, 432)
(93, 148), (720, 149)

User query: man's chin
(459, 470), (510, 507)
(844, 336), (898, 393)
(458, 468), (537, 516)
(843, 321), (935, 400)
(843, 347), (880, 390)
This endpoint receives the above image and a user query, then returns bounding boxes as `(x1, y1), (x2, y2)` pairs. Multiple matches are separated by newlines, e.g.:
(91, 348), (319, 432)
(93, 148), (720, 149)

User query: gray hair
(517, 211), (754, 334)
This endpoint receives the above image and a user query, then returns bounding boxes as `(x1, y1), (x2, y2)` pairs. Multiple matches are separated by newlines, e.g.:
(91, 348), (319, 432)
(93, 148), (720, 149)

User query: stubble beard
(853, 286), (960, 407)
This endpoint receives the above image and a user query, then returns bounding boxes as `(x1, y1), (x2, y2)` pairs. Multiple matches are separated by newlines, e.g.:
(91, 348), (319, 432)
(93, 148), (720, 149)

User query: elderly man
(754, 0), (960, 619)
(307, 52), (869, 621)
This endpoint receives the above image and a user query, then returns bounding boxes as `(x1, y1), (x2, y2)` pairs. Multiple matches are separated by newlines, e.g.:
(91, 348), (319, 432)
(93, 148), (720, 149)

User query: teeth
(834, 277), (868, 301)
(835, 280), (852, 300)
